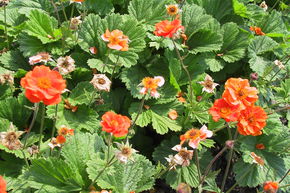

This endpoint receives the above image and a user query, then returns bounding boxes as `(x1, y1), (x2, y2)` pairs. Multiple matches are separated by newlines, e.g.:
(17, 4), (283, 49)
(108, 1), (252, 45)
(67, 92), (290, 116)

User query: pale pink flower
(29, 52), (52, 65)
(198, 74), (218, 93)
(172, 145), (193, 167)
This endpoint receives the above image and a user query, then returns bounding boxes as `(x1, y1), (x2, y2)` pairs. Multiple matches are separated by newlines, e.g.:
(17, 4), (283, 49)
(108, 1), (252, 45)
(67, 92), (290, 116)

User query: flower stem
(60, 1), (68, 21)
(3, 5), (9, 49)
(267, 105), (290, 115)
(23, 103), (40, 148)
(213, 122), (238, 134)
(195, 149), (201, 182)
(279, 169), (290, 183)
(199, 146), (228, 186)
(225, 164), (255, 193)
(172, 40), (194, 107)
(50, 104), (58, 155)
(126, 95), (146, 141)
(37, 103), (46, 154)
(221, 130), (239, 192)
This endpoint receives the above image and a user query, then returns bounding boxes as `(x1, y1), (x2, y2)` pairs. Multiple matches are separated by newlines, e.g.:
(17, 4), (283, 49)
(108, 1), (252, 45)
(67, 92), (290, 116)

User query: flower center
(37, 77), (52, 89)
(110, 120), (119, 127)
(179, 149), (190, 159)
(221, 107), (230, 114)
(98, 78), (106, 85)
(169, 7), (176, 13)
(205, 80), (213, 88)
(6, 132), (17, 142)
(121, 147), (131, 156)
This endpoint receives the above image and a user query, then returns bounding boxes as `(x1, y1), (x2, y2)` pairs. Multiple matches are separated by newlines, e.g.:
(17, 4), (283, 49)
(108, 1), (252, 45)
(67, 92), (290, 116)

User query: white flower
(172, 145), (193, 167)
(56, 56), (76, 75)
(165, 155), (178, 170)
(0, 123), (23, 150)
(0, 71), (14, 85)
(70, 16), (82, 30)
(115, 141), (138, 163)
(274, 60), (285, 69)
(48, 137), (61, 149)
(90, 74), (112, 92)
(29, 52), (52, 65)
(198, 74), (219, 93)
(259, 1), (268, 11)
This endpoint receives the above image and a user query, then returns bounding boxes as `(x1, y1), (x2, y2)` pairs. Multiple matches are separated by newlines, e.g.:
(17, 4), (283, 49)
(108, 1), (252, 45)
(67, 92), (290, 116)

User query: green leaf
(87, 58), (114, 74)
(0, 6), (25, 26)
(95, 154), (155, 193)
(257, 11), (287, 35)
(24, 10), (61, 44)
(166, 162), (199, 189)
(187, 0), (233, 21)
(0, 95), (32, 128)
(0, 152), (24, 177)
(9, 0), (53, 16)
(205, 54), (226, 72)
(0, 50), (30, 71)
(232, 0), (248, 18)
(249, 56), (272, 76)
(46, 103), (100, 132)
(151, 111), (181, 134)
(18, 33), (47, 57)
(80, 0), (114, 15)
(128, 0), (172, 25)
(220, 22), (248, 63)
(28, 158), (84, 191)
(248, 36), (279, 57)
(68, 82), (96, 106)
(152, 136), (179, 165)
(61, 133), (106, 187)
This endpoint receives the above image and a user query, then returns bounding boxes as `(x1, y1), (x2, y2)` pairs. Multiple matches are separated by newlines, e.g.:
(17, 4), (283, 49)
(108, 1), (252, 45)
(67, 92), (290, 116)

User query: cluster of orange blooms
(250, 26), (265, 36)
(209, 78), (267, 136)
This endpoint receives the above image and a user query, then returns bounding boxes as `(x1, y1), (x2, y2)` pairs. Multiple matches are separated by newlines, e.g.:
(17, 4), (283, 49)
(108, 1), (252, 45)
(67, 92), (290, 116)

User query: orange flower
(180, 125), (213, 149)
(70, 0), (85, 3)
(140, 76), (165, 98)
(0, 176), (7, 193)
(250, 26), (265, 36)
(168, 110), (178, 120)
(20, 65), (66, 105)
(20, 66), (66, 105)
(101, 111), (131, 137)
(166, 4), (180, 16)
(222, 78), (258, 110)
(237, 106), (267, 136)
(56, 135), (66, 144)
(250, 152), (265, 166)
(101, 29), (129, 51)
(256, 143), (265, 150)
(154, 19), (184, 38)
(263, 181), (279, 193)
(58, 125), (74, 136)
(209, 98), (240, 122)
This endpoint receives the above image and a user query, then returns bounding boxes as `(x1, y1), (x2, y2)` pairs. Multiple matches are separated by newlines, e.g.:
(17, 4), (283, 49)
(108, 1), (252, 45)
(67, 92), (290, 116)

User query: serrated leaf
(0, 50), (30, 71)
(128, 0), (172, 25)
(256, 11), (287, 35)
(151, 111), (181, 134)
(248, 36), (279, 57)
(9, 0), (53, 16)
(80, 0), (114, 15)
(24, 10), (61, 44)
(0, 95), (32, 128)
(205, 55), (225, 72)
(232, 0), (248, 18)
(96, 154), (155, 193)
(68, 82), (96, 106)
(166, 162), (199, 189)
(62, 133), (106, 187)
(28, 158), (84, 191)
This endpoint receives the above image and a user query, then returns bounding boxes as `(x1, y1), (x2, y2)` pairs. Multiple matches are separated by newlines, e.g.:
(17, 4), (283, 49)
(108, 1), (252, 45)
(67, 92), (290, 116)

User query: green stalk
(50, 104), (58, 155)
(279, 169), (290, 183)
(3, 5), (9, 49)
(37, 103), (46, 154)
(125, 95), (146, 141)
(172, 40), (194, 107)
(221, 130), (239, 192)
(23, 103), (40, 148)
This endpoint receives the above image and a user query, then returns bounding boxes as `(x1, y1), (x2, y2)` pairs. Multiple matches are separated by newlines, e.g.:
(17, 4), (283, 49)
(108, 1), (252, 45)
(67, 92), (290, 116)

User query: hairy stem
(3, 5), (9, 49)
(279, 169), (290, 183)
(172, 40), (194, 107)
(23, 103), (40, 148)
(221, 130), (239, 191)
(37, 103), (46, 154)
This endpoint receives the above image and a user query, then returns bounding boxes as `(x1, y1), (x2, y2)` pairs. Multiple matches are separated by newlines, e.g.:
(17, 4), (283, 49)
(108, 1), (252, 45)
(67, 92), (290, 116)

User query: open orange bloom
(0, 176), (7, 193)
(58, 125), (74, 136)
(101, 29), (129, 51)
(250, 26), (265, 36)
(101, 111), (131, 137)
(56, 135), (66, 144)
(263, 181), (279, 193)
(250, 152), (265, 166)
(180, 125), (213, 149)
(237, 106), (267, 136)
(223, 78), (258, 110)
(20, 65), (66, 105)
(209, 98), (240, 122)
(154, 19), (184, 38)
(140, 76), (165, 98)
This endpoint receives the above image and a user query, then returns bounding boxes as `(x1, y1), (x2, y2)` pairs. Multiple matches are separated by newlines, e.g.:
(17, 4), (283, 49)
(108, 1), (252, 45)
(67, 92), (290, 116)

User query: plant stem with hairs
(50, 104), (58, 155)
(37, 103), (46, 155)
(3, 5), (9, 49)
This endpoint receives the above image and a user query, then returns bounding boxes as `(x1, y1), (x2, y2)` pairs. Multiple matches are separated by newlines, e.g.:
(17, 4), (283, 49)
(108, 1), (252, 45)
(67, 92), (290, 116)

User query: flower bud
(250, 73), (258, 80)
(225, 140), (235, 149)
(176, 183), (192, 193)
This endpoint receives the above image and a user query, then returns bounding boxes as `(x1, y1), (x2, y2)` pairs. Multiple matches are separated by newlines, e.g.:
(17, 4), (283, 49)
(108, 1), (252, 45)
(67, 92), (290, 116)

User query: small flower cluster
(209, 78), (267, 136)
(139, 76), (165, 98)
(48, 125), (74, 149)
(165, 145), (193, 170)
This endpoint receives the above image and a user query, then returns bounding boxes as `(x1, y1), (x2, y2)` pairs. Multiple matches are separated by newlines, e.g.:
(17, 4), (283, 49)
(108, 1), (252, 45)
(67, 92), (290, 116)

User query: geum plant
(0, 0), (289, 193)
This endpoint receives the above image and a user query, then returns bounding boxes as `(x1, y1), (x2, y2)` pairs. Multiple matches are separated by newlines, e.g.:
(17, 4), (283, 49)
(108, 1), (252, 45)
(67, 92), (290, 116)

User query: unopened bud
(176, 183), (192, 193)
(226, 140), (235, 149)
(250, 73), (258, 80)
